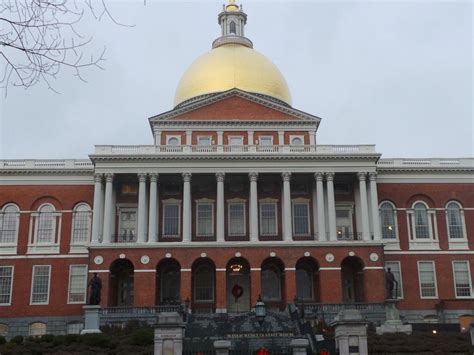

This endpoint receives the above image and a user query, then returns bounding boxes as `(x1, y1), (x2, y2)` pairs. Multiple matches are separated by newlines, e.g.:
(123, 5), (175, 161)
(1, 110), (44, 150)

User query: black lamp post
(255, 294), (266, 326)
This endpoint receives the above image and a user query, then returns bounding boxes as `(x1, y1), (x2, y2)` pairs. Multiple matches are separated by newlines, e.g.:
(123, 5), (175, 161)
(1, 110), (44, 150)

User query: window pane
(72, 207), (90, 244)
(161, 265), (180, 303)
(68, 265), (87, 303)
(198, 137), (211, 146)
(168, 137), (179, 145)
(197, 204), (213, 236)
(260, 204), (277, 236)
(418, 262), (436, 297)
(293, 203), (309, 235)
(194, 266), (214, 301)
(0, 205), (19, 244)
(291, 137), (303, 145)
(262, 267), (280, 300)
(229, 137), (243, 145)
(447, 203), (464, 239)
(414, 204), (430, 239)
(37, 206), (55, 243)
(260, 137), (273, 145)
(31, 265), (50, 304)
(296, 268), (313, 300)
(164, 204), (180, 236)
(453, 262), (471, 297)
(380, 203), (397, 239)
(385, 262), (403, 298)
(229, 203), (245, 236)
(0, 267), (13, 305)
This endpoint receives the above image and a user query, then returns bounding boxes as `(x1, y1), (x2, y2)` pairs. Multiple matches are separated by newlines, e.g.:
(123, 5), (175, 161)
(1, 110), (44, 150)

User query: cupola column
(102, 173), (114, 244)
(91, 173), (104, 244)
(148, 173), (159, 243)
(369, 172), (381, 240)
(216, 172), (225, 242)
(326, 172), (337, 241)
(249, 172), (259, 242)
(282, 172), (292, 241)
(137, 173), (148, 243)
(182, 173), (192, 243)
(314, 173), (326, 241)
(358, 172), (371, 241)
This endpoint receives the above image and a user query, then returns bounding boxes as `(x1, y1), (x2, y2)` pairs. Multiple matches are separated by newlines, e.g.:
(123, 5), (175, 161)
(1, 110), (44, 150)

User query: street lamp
(255, 294), (266, 326)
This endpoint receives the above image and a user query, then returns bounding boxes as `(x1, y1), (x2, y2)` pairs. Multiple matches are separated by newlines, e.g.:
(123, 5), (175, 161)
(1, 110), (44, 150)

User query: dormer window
(229, 21), (236, 34)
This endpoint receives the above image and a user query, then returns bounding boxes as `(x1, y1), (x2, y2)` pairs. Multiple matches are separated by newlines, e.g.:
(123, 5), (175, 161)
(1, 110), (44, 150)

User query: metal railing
(100, 304), (182, 315)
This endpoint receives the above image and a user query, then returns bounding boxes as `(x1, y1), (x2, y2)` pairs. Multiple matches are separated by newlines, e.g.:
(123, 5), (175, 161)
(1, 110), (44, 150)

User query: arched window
(446, 202), (465, 239)
(413, 202), (430, 239)
(291, 137), (303, 145)
(261, 263), (282, 301)
(193, 264), (214, 302)
(379, 202), (397, 239)
(159, 261), (181, 303)
(167, 137), (179, 146)
(29, 322), (46, 337)
(295, 258), (319, 301)
(71, 203), (91, 244)
(229, 21), (236, 34)
(0, 204), (19, 244)
(36, 204), (56, 243)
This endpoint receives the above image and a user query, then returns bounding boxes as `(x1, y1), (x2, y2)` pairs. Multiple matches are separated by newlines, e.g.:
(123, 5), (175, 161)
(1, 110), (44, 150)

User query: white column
(278, 131), (285, 145)
(216, 172), (225, 242)
(282, 172), (292, 242)
(102, 173), (114, 244)
(249, 172), (259, 242)
(148, 173), (159, 243)
(326, 172), (337, 241)
(186, 131), (192, 145)
(315, 173), (326, 241)
(217, 131), (223, 146)
(248, 131), (254, 145)
(358, 172), (371, 241)
(91, 174), (103, 244)
(182, 172), (192, 243)
(136, 173), (147, 243)
(369, 172), (381, 241)
(155, 130), (162, 146)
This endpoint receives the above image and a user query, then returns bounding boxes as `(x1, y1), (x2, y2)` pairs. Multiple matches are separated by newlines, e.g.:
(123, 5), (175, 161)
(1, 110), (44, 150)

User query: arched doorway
(156, 259), (181, 305)
(341, 256), (364, 303)
(226, 257), (250, 313)
(191, 258), (216, 313)
(295, 257), (320, 302)
(261, 257), (285, 310)
(109, 259), (134, 306)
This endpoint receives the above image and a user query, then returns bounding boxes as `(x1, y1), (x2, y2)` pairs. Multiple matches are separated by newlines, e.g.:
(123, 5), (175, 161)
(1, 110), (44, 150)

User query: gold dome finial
(226, 0), (239, 12)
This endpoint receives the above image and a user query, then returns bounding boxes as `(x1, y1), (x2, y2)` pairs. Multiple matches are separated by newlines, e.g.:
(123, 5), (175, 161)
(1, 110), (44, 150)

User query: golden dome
(174, 43), (292, 107)
(226, 0), (239, 12)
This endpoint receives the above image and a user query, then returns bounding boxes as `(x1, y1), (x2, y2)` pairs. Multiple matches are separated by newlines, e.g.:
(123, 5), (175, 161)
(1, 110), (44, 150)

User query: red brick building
(1, 1), (473, 338)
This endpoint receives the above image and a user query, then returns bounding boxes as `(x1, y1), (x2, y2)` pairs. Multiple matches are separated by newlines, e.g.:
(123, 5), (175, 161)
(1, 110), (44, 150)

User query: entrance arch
(341, 256), (364, 303)
(109, 259), (134, 306)
(156, 259), (181, 305)
(226, 257), (251, 313)
(295, 257), (320, 302)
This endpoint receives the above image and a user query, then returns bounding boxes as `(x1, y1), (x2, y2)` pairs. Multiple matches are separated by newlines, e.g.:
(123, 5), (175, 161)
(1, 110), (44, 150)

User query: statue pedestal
(376, 299), (412, 335)
(154, 312), (186, 355)
(80, 305), (102, 334)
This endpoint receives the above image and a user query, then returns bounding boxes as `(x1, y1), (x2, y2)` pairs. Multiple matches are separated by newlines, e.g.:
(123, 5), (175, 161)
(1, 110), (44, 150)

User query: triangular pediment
(149, 89), (321, 124)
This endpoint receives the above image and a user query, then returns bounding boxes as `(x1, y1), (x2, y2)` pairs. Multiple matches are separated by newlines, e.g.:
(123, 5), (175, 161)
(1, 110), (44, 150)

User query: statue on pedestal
(88, 272), (102, 305)
(385, 268), (398, 299)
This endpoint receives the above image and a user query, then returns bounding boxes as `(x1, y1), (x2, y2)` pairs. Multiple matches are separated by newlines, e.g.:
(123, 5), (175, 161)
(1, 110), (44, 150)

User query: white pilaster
(358, 172), (371, 241)
(216, 172), (225, 242)
(217, 131), (223, 146)
(249, 172), (259, 242)
(248, 131), (254, 145)
(315, 173), (326, 241)
(282, 172), (292, 241)
(102, 173), (114, 244)
(155, 130), (162, 146)
(137, 173), (147, 243)
(186, 131), (192, 145)
(278, 131), (285, 145)
(369, 172), (381, 241)
(91, 174), (103, 244)
(182, 173), (192, 242)
(326, 172), (337, 241)
(148, 173), (159, 243)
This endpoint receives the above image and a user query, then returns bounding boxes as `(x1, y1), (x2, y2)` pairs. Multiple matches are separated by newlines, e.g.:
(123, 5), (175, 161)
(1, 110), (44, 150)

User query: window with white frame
(197, 136), (212, 146)
(119, 208), (137, 242)
(229, 136), (243, 145)
(30, 265), (51, 305)
(228, 202), (246, 236)
(413, 202), (431, 239)
(260, 203), (277, 236)
(259, 136), (273, 145)
(34, 204), (57, 244)
(29, 322), (46, 337)
(0, 266), (13, 305)
(385, 261), (403, 298)
(380, 202), (398, 239)
(290, 136), (304, 145)
(0, 204), (19, 244)
(229, 21), (236, 34)
(68, 265), (88, 303)
(163, 201), (180, 237)
(167, 136), (180, 145)
(292, 201), (310, 236)
(196, 202), (214, 237)
(418, 261), (437, 298)
(336, 205), (353, 240)
(71, 203), (91, 244)
(453, 261), (472, 298)
(446, 202), (466, 239)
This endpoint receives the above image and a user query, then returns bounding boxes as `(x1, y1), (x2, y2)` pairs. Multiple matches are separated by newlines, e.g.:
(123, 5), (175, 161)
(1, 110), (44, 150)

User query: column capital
(149, 173), (159, 183)
(104, 173), (114, 183)
(357, 172), (367, 181)
(216, 172), (225, 182)
(314, 172), (324, 182)
(325, 172), (335, 181)
(138, 173), (147, 182)
(368, 171), (377, 181)
(248, 172), (258, 182)
(182, 172), (192, 182)
(94, 173), (103, 183)
(281, 172), (292, 182)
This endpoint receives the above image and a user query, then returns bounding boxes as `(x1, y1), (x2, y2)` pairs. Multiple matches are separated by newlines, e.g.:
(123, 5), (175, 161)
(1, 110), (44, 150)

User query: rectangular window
(385, 261), (403, 298)
(31, 265), (51, 305)
(260, 203), (277, 236)
(228, 203), (245, 236)
(197, 136), (211, 145)
(292, 203), (309, 236)
(119, 209), (137, 242)
(453, 261), (472, 298)
(163, 204), (180, 237)
(196, 203), (214, 237)
(418, 261), (437, 298)
(0, 208), (19, 244)
(259, 136), (273, 145)
(336, 206), (353, 240)
(71, 211), (91, 244)
(229, 137), (243, 145)
(36, 213), (55, 243)
(0, 266), (13, 305)
(68, 265), (88, 304)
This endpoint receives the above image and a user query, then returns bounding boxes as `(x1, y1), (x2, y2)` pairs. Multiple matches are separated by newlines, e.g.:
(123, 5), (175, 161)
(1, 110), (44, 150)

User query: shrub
(64, 333), (80, 345)
(0, 335), (6, 344)
(130, 328), (154, 346)
(10, 335), (23, 345)
(81, 333), (112, 348)
(40, 334), (55, 343)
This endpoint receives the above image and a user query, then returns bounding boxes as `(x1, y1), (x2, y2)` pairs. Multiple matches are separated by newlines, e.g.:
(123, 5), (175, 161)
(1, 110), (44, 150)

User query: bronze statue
(385, 267), (398, 299)
(88, 272), (102, 305)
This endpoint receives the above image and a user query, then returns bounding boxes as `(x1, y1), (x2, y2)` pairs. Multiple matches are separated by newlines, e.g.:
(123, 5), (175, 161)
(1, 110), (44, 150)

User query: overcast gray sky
(0, 0), (472, 159)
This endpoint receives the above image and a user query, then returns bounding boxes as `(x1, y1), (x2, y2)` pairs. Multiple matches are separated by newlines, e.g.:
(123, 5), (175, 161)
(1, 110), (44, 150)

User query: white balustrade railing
(0, 159), (93, 169)
(378, 158), (473, 168)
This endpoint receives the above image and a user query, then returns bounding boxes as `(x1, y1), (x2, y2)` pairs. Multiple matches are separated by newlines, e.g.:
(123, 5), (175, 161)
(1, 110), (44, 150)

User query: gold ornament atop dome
(226, 0), (239, 12)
